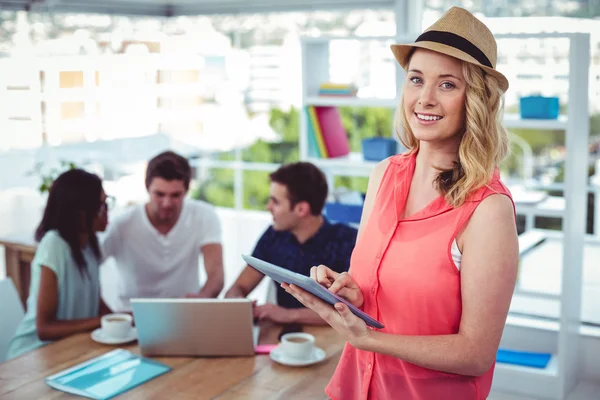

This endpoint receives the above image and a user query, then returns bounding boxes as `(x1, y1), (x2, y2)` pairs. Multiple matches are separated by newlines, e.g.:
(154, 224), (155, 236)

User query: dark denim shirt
(251, 218), (358, 309)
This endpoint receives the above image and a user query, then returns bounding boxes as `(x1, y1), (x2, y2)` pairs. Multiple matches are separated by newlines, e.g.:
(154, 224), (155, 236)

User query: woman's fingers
(309, 266), (362, 306)
(315, 265), (338, 287)
(328, 272), (354, 294)
(287, 284), (324, 312)
(334, 303), (352, 321)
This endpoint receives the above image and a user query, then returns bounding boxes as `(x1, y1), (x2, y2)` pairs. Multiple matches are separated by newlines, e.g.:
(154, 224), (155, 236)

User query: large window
(182, 10), (396, 211)
(1, 7), (599, 327)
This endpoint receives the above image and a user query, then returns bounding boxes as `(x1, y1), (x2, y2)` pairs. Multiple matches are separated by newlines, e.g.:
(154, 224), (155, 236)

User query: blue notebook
(496, 348), (552, 369)
(45, 348), (171, 399)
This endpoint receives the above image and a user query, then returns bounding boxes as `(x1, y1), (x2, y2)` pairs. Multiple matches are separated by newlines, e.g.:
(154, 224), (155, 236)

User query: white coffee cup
(101, 313), (133, 339)
(280, 332), (315, 360)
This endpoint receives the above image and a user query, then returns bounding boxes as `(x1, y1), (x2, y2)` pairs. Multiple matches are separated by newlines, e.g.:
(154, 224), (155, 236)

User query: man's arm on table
(191, 243), (224, 298)
(230, 265), (327, 325)
(225, 265), (264, 298)
(254, 303), (327, 325)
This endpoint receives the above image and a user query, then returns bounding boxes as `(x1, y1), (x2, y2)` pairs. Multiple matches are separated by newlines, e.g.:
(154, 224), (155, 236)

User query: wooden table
(0, 324), (345, 399)
(0, 236), (37, 309)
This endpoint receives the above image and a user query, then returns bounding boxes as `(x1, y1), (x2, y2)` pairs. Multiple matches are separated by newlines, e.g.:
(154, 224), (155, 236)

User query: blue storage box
(325, 202), (363, 225)
(519, 96), (559, 119)
(362, 137), (398, 161)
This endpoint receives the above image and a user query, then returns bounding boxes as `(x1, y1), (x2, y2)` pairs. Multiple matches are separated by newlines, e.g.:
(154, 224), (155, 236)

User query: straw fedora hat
(390, 6), (509, 92)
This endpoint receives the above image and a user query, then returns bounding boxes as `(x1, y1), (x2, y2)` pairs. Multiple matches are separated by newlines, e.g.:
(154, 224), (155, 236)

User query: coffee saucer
(270, 345), (326, 367)
(91, 327), (137, 345)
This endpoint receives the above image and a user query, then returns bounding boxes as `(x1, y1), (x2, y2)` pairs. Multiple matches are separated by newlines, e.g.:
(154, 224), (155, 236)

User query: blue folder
(45, 348), (171, 399)
(496, 348), (552, 369)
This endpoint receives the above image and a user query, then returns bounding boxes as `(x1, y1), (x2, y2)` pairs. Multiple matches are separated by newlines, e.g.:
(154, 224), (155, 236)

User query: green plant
(27, 160), (78, 194)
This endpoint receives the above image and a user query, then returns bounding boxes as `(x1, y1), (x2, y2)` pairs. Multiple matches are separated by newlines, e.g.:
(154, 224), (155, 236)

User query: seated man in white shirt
(101, 150), (224, 311)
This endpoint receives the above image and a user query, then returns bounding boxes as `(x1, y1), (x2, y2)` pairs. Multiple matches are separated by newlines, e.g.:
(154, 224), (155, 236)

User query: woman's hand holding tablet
(310, 265), (364, 309)
(242, 254), (384, 329)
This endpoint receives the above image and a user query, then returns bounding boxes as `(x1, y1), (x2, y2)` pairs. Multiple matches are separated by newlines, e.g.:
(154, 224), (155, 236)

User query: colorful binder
(307, 106), (329, 158)
(305, 107), (321, 158)
(314, 106), (350, 158)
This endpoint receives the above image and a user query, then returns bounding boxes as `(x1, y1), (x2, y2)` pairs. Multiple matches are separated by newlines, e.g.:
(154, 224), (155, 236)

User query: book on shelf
(314, 106), (350, 158)
(318, 82), (358, 97)
(306, 106), (329, 158)
(305, 105), (350, 159)
(45, 348), (171, 400)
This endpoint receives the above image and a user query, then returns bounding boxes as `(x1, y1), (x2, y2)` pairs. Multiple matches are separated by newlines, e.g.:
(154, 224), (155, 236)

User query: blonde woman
(284, 7), (518, 400)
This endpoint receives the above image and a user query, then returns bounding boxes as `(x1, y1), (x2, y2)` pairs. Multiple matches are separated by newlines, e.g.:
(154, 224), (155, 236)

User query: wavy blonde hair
(395, 60), (509, 208)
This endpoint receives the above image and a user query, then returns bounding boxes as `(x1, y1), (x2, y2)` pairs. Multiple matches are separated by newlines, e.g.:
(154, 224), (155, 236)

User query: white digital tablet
(242, 254), (384, 329)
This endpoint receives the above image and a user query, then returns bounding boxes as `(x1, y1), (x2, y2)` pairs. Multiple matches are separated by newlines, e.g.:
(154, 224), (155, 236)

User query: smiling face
(403, 49), (467, 148)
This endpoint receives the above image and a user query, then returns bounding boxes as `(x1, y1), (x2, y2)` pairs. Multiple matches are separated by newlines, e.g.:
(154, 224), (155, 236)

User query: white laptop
(131, 298), (259, 357)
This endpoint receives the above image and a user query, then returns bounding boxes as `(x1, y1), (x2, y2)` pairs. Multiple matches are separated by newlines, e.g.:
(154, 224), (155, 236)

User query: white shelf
(518, 229), (547, 256)
(516, 196), (566, 218)
(304, 96), (397, 109)
(307, 152), (379, 176)
(496, 354), (559, 377)
(503, 114), (568, 130)
(303, 103), (568, 130)
(493, 355), (559, 398)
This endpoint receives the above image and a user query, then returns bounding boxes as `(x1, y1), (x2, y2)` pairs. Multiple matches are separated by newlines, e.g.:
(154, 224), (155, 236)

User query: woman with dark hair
(7, 169), (112, 359)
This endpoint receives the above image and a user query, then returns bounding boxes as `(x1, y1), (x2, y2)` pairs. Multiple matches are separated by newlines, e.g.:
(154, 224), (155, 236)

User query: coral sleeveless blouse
(325, 153), (513, 400)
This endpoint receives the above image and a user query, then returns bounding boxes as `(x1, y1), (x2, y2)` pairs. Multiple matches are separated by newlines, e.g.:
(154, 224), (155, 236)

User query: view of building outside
(0, 3), (598, 222)
(1, 5), (598, 205)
